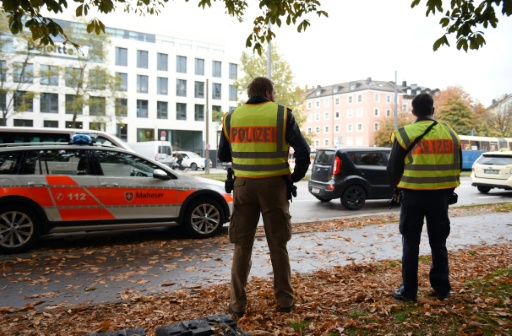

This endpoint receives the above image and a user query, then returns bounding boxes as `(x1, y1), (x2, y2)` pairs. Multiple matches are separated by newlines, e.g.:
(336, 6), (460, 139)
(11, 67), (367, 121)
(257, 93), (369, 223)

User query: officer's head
(247, 77), (275, 102)
(412, 93), (434, 117)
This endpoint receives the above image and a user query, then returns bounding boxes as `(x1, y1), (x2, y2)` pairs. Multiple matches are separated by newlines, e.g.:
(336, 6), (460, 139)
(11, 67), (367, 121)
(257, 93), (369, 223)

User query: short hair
(411, 93), (434, 116)
(247, 77), (273, 98)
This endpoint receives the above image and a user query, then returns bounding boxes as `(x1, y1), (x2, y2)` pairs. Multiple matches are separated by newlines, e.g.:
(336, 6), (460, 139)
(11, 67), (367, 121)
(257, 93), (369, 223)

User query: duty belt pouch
(449, 192), (458, 205)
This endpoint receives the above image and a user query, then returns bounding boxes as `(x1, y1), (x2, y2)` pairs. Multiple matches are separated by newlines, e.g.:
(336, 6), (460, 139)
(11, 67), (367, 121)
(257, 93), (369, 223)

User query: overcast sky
(76, 1), (512, 106)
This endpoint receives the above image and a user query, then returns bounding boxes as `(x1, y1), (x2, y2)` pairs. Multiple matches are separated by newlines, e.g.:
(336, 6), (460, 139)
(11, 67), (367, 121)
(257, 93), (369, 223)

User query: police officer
(218, 76), (310, 317)
(387, 93), (461, 302)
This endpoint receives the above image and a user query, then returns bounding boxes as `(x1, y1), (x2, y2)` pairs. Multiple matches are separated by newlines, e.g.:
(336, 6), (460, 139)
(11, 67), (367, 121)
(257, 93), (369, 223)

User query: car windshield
(187, 152), (202, 158)
(477, 155), (512, 166)
(315, 151), (335, 165)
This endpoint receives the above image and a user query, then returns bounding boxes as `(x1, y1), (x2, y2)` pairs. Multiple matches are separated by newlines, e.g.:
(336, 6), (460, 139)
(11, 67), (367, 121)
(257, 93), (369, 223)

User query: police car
(0, 135), (233, 254)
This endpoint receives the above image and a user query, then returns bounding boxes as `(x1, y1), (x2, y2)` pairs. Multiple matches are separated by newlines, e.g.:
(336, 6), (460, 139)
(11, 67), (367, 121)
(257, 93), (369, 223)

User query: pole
(267, 22), (271, 79)
(393, 71), (398, 130)
(205, 78), (210, 174)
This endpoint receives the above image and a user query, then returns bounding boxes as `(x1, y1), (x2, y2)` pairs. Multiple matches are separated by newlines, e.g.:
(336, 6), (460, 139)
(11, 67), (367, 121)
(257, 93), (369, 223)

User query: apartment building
(302, 78), (437, 150)
(0, 18), (240, 159)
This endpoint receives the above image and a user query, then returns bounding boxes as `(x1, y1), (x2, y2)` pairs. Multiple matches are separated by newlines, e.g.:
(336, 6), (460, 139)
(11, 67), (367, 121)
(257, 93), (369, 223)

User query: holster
(225, 167), (235, 193)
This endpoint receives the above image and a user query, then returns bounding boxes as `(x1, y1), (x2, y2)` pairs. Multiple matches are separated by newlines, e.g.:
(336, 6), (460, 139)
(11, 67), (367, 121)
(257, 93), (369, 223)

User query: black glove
(224, 167), (235, 193)
(282, 176), (297, 201)
(387, 188), (402, 209)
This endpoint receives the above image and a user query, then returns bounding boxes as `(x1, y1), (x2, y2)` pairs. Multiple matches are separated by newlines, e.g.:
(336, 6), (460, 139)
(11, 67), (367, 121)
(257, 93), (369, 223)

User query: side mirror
(153, 169), (171, 180)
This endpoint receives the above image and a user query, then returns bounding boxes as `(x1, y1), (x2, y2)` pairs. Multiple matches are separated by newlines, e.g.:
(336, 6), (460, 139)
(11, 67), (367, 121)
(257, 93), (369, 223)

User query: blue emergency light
(70, 134), (93, 145)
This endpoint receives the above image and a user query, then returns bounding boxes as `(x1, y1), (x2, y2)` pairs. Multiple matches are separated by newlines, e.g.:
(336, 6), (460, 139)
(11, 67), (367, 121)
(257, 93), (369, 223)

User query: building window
(307, 114), (312, 122)
(89, 122), (106, 131)
(324, 98), (330, 107)
(65, 67), (81, 88)
(13, 62), (33, 84)
(137, 50), (148, 68)
(40, 65), (59, 86)
(115, 98), (127, 117)
(335, 97), (339, 105)
(314, 140), (319, 147)
(157, 77), (168, 95)
(324, 112), (329, 120)
(348, 95), (353, 104)
(0, 60), (6, 82)
(347, 109), (353, 118)
(0, 92), (6, 113)
(176, 103), (186, 120)
(195, 104), (204, 121)
(176, 56), (187, 73)
(229, 63), (238, 79)
(117, 123), (128, 141)
(387, 95), (392, 103)
(89, 68), (106, 90)
(195, 81), (204, 98)
(65, 94), (81, 115)
(137, 75), (148, 93)
(40, 93), (59, 113)
(315, 126), (320, 133)
(212, 83), (221, 99)
(116, 72), (127, 91)
(14, 91), (33, 112)
(357, 123), (363, 131)
(315, 113), (320, 121)
(356, 108), (363, 117)
(229, 85), (237, 101)
(137, 99), (148, 118)
(315, 101), (320, 108)
(373, 108), (379, 117)
(157, 53), (168, 71)
(44, 120), (59, 128)
(65, 121), (83, 129)
(324, 139), (329, 146)
(212, 61), (221, 77)
(374, 93), (380, 102)
(307, 127), (312, 134)
(14, 119), (33, 127)
(374, 122), (379, 131)
(307, 101), (312, 109)
(115, 47), (128, 66)
(357, 94), (362, 103)
(176, 79), (187, 97)
(324, 126), (329, 133)
(335, 111), (340, 119)
(347, 124), (353, 132)
(195, 58), (204, 75)
(386, 109), (391, 117)
(157, 101), (168, 119)
(89, 96), (106, 116)
(335, 125), (340, 133)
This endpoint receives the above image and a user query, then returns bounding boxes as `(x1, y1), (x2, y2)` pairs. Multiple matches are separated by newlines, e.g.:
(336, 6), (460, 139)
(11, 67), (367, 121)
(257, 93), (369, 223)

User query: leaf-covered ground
(1, 204), (510, 335)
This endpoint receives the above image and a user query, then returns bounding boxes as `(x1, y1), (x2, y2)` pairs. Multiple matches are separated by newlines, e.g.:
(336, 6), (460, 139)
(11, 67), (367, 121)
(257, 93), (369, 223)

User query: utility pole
(205, 78), (210, 174)
(267, 22), (272, 79)
(393, 71), (398, 130)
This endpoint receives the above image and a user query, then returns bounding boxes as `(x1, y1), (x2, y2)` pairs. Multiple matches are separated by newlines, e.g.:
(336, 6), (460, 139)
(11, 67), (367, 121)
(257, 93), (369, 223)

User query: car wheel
(184, 198), (224, 238)
(0, 205), (41, 254)
(477, 186), (491, 194)
(190, 163), (198, 171)
(341, 185), (366, 210)
(314, 196), (331, 203)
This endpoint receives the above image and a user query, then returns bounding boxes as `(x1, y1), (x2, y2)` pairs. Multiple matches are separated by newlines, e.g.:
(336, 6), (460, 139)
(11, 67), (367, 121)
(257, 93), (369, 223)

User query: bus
(459, 135), (512, 170)
(0, 127), (132, 150)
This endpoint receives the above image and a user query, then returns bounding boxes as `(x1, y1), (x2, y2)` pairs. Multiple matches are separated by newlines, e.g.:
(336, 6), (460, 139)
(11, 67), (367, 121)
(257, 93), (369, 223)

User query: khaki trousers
(229, 176), (293, 312)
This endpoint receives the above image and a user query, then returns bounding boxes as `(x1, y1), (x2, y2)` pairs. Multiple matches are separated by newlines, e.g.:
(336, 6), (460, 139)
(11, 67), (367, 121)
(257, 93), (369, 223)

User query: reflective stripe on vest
(223, 103), (290, 177)
(394, 121), (461, 190)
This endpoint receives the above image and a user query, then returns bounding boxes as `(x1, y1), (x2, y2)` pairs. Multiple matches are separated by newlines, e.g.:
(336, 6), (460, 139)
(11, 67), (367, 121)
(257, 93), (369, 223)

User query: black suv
(308, 147), (393, 210)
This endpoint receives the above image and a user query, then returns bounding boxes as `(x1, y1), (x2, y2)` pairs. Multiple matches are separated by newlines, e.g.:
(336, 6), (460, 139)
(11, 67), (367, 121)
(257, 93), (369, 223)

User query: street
(0, 175), (510, 312)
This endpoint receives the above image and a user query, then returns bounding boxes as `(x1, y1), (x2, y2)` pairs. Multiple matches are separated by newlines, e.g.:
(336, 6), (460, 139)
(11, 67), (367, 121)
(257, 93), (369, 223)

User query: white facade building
(0, 18), (240, 163)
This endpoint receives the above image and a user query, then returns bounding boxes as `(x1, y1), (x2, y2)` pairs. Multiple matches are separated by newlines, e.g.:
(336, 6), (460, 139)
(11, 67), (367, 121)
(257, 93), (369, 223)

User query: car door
(353, 151), (392, 198)
(17, 148), (102, 222)
(93, 149), (179, 220)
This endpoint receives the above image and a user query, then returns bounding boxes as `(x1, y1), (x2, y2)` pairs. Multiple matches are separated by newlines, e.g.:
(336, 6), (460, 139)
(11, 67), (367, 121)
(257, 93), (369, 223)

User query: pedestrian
(218, 76), (311, 317)
(387, 93), (462, 302)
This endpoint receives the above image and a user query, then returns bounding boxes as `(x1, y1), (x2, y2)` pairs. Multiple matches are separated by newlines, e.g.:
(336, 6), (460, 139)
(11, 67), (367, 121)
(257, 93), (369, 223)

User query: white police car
(0, 135), (233, 254)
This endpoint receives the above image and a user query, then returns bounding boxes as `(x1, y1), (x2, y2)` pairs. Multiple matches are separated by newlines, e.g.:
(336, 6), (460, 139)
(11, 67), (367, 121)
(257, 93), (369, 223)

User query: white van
(129, 140), (174, 166)
(0, 127), (132, 150)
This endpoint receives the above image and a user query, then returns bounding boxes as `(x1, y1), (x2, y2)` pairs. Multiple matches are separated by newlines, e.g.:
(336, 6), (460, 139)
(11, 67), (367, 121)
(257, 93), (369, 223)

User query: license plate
(311, 187), (320, 194)
(484, 169), (499, 175)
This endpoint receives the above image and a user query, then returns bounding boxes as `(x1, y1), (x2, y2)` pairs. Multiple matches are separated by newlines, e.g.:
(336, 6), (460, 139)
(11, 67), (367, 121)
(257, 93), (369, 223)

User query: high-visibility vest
(392, 121), (461, 190)
(223, 102), (290, 178)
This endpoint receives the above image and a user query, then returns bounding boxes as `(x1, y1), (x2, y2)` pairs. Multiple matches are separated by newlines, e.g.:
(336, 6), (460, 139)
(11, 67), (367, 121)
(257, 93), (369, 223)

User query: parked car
(308, 147), (393, 210)
(128, 140), (174, 166)
(470, 151), (512, 193)
(171, 151), (211, 171)
(0, 135), (233, 254)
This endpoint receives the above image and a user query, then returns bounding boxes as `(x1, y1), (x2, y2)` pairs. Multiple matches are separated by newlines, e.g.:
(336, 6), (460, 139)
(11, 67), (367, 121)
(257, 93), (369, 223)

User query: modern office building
(0, 18), (240, 162)
(302, 78), (437, 150)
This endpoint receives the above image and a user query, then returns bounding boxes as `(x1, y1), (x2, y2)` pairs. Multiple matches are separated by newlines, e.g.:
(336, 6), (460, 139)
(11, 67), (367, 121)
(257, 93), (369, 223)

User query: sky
(60, 1), (512, 107)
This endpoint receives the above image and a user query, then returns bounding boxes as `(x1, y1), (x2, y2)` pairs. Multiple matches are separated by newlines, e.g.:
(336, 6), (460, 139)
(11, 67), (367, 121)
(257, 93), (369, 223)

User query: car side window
(24, 149), (89, 175)
(315, 151), (335, 165)
(94, 149), (160, 177)
(0, 152), (21, 174)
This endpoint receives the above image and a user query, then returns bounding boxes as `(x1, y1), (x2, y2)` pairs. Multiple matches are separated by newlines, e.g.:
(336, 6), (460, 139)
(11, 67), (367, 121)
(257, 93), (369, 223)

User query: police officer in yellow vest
(218, 77), (310, 317)
(387, 93), (461, 302)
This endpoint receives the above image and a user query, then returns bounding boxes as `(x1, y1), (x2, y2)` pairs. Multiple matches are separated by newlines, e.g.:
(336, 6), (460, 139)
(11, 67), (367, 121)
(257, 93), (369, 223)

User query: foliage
(234, 44), (312, 143)
(412, 0), (512, 51)
(486, 95), (512, 137)
(1, 0), (328, 56)
(434, 86), (479, 135)
(374, 112), (415, 147)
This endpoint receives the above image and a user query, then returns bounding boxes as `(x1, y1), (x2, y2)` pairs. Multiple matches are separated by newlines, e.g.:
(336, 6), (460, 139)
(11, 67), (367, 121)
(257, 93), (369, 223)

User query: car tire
(0, 205), (41, 254)
(341, 185), (366, 210)
(477, 186), (491, 194)
(184, 198), (224, 238)
(314, 196), (331, 203)
(190, 163), (198, 171)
